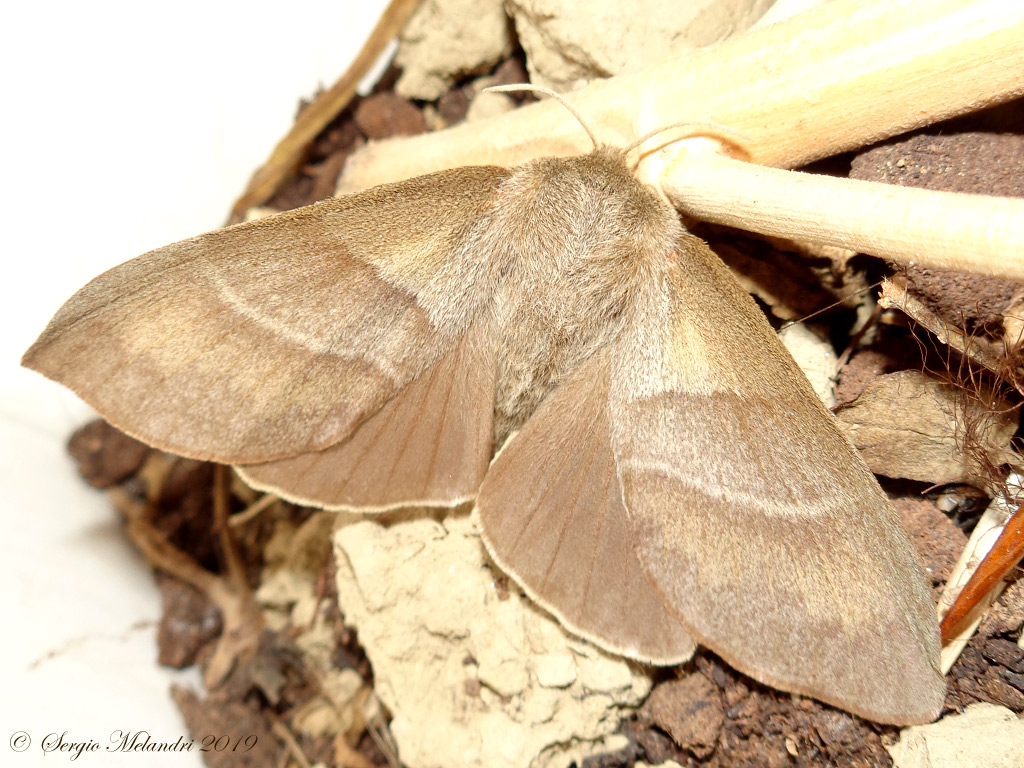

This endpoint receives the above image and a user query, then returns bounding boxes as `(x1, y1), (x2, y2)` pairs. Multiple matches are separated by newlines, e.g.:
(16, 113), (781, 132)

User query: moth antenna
(779, 280), (885, 331)
(624, 122), (752, 169)
(483, 83), (598, 151)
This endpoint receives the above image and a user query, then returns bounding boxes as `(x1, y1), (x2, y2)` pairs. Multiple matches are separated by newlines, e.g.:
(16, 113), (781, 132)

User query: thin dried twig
(940, 503), (1024, 644)
(835, 301), (882, 375)
(330, 0), (1024, 279)
(363, 693), (400, 768)
(338, 0), (1024, 189)
(108, 483), (265, 689)
(271, 719), (313, 768)
(229, 491), (279, 528)
(213, 464), (247, 588)
(878, 275), (1015, 381)
(109, 487), (219, 595)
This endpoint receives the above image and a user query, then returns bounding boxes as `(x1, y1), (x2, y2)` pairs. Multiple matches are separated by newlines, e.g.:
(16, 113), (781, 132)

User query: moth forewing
(21, 166), (510, 465)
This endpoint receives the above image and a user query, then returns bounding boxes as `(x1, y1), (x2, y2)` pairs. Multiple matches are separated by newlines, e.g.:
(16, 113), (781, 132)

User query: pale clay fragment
(778, 323), (837, 408)
(395, 0), (513, 100)
(887, 703), (1024, 768)
(333, 513), (652, 768)
(506, 0), (774, 92)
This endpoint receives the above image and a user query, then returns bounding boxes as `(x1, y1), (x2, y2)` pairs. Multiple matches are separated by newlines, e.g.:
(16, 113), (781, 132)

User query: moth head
(492, 148), (680, 286)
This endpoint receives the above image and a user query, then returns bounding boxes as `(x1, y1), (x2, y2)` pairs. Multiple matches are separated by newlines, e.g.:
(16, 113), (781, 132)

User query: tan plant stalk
(330, 0), (1023, 277)
(338, 0), (1024, 190)
(658, 148), (1024, 278)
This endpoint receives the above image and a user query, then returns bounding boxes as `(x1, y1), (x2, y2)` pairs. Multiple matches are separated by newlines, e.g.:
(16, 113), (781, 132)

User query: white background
(1, 2), (389, 765)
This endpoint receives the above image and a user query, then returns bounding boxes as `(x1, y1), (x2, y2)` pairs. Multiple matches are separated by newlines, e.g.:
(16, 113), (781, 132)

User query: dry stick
(940, 503), (1024, 644)
(659, 149), (1024, 280)
(336, 0), (1024, 276)
(229, 491), (279, 528)
(834, 301), (882, 375)
(304, 557), (335, 634)
(207, 466), (265, 687)
(339, 0), (1024, 190)
(213, 464), (247, 587)
(109, 483), (264, 689)
(109, 487), (220, 596)
(878, 275), (1015, 382)
(271, 719), (313, 768)
(363, 694), (400, 768)
(938, 482), (1021, 673)
(230, 0), (422, 216)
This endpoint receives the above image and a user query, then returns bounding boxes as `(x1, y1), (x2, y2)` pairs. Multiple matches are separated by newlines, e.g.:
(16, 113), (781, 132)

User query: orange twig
(940, 503), (1024, 644)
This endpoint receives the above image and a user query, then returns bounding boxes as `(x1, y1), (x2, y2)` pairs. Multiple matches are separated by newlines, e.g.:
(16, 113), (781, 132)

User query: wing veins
(538, 399), (605, 594)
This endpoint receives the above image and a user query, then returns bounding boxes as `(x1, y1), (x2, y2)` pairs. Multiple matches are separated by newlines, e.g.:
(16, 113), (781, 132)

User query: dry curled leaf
(835, 369), (1018, 484)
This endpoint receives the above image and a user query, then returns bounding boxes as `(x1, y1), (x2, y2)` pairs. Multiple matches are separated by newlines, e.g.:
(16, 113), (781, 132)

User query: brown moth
(23, 125), (944, 724)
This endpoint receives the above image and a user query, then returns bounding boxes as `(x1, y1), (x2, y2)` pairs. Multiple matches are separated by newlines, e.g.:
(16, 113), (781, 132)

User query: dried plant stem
(339, 0), (1024, 192)
(213, 464), (247, 587)
(229, 491), (279, 528)
(363, 693), (400, 768)
(940, 503), (1024, 644)
(879, 276), (1014, 377)
(108, 485), (265, 689)
(938, 482), (1021, 673)
(660, 151), (1024, 278)
(109, 487), (219, 595)
(271, 719), (313, 768)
